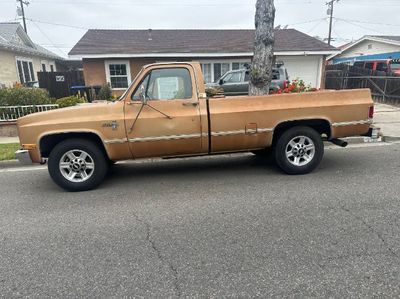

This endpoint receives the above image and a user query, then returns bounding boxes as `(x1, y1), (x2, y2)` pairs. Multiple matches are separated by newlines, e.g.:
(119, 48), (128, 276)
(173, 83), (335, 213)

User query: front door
(124, 66), (204, 158)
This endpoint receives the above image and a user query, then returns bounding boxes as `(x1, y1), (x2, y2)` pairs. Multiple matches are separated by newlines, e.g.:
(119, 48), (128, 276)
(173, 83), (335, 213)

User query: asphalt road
(1, 143), (400, 298)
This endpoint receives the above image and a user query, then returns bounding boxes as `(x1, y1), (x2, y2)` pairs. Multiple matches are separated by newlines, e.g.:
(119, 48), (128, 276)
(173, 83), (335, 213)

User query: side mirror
(139, 85), (148, 104)
(219, 79), (224, 85)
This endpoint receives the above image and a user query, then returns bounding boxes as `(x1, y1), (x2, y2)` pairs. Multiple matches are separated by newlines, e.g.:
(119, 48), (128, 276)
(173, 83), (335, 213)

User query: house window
(368, 44), (373, 50)
(105, 60), (131, 89)
(42, 64), (46, 72)
(201, 63), (212, 83)
(50, 64), (54, 72)
(16, 57), (35, 84)
(200, 61), (251, 83)
(213, 63), (230, 81)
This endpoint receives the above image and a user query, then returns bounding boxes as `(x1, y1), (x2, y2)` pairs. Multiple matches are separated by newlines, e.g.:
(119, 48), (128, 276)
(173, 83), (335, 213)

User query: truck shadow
(104, 154), (279, 185)
(102, 151), (352, 189)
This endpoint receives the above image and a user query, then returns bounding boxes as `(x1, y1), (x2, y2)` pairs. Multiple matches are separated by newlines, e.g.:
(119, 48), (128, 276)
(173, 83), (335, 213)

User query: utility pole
(326, 0), (339, 45)
(17, 0), (29, 33)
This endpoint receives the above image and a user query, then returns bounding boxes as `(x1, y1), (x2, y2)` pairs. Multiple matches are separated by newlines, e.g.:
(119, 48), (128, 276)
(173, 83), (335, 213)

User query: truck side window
(132, 73), (151, 101)
(132, 68), (193, 101)
(224, 72), (242, 83)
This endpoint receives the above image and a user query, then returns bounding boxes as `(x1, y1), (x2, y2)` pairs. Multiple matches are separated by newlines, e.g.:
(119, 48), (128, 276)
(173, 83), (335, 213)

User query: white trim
(125, 128), (274, 143)
(316, 56), (323, 88)
(69, 51), (339, 60)
(104, 138), (129, 144)
(129, 133), (202, 143)
(332, 119), (372, 127)
(104, 60), (132, 90)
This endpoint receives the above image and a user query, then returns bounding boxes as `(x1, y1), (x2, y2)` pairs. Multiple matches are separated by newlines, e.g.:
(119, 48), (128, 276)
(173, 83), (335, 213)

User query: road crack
(131, 212), (181, 297)
(340, 205), (399, 259)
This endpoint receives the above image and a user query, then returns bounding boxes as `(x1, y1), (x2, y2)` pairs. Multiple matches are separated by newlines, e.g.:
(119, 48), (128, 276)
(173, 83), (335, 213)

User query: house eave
(0, 44), (61, 60)
(69, 50), (340, 59)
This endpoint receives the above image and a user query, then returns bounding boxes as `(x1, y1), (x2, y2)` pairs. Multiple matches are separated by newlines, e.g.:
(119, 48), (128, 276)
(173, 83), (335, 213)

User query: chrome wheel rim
(59, 149), (95, 183)
(285, 136), (315, 167)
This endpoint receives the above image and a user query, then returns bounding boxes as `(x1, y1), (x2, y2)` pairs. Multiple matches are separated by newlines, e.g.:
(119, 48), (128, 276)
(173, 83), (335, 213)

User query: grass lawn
(0, 143), (20, 161)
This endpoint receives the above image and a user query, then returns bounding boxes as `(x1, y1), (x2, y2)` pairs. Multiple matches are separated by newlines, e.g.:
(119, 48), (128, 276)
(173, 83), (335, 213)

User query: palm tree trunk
(249, 0), (276, 96)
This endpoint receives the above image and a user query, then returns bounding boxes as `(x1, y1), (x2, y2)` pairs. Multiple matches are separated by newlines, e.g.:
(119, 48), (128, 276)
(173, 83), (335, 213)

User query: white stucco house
(0, 22), (61, 87)
(329, 35), (400, 65)
(68, 28), (339, 95)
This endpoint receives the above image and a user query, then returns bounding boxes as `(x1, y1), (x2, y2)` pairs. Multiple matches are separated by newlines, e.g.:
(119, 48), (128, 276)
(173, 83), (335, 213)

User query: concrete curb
(382, 136), (400, 143)
(0, 160), (22, 169)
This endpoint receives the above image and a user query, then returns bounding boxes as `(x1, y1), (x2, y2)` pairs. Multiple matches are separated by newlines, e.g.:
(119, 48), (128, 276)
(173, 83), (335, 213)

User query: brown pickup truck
(16, 62), (374, 191)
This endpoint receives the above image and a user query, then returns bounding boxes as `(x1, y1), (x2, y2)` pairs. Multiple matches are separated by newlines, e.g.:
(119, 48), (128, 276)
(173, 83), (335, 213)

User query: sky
(0, 0), (400, 58)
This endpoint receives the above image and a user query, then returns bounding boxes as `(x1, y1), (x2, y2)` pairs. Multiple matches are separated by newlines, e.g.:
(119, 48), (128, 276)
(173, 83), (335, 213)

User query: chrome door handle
(182, 101), (199, 107)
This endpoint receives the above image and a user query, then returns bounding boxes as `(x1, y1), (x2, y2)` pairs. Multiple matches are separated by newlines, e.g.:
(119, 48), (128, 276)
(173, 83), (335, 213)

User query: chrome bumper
(15, 149), (33, 165)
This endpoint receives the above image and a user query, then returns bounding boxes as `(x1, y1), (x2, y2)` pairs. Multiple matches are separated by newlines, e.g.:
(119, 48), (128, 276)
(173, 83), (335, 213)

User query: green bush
(56, 96), (86, 108)
(0, 87), (52, 106)
(97, 84), (112, 101)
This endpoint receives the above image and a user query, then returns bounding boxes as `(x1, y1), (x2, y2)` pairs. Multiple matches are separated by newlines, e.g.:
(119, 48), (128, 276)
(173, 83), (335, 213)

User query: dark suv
(206, 64), (290, 96)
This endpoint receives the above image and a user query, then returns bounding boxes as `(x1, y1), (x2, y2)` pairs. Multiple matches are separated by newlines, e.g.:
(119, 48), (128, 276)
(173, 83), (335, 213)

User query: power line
(25, 18), (88, 30)
(336, 18), (386, 34)
(335, 17), (400, 28)
(28, 19), (67, 56)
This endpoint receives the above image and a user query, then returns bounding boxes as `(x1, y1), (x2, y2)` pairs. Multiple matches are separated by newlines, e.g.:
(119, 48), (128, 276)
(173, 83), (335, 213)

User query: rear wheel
(274, 126), (324, 175)
(48, 139), (109, 191)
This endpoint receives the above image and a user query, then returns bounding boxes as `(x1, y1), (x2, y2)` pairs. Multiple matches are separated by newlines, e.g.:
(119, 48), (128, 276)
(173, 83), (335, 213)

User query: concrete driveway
(0, 143), (400, 298)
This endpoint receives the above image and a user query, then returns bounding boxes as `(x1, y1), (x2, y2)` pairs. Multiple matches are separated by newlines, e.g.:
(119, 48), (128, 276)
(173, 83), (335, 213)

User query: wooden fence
(38, 71), (84, 99)
(325, 64), (400, 105)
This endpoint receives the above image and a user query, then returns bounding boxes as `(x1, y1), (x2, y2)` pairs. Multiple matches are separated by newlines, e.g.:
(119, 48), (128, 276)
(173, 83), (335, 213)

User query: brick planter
(0, 122), (18, 137)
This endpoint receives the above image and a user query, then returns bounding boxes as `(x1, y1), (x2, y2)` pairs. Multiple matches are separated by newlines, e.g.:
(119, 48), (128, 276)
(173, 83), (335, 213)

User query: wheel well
(272, 119), (331, 144)
(39, 132), (108, 158)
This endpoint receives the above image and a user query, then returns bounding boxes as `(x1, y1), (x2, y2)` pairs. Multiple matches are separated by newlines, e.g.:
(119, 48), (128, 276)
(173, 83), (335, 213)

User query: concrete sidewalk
(374, 103), (400, 142)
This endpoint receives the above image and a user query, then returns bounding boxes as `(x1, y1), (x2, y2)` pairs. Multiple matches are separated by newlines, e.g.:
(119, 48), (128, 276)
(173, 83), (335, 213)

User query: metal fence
(0, 104), (59, 122)
(325, 64), (400, 105)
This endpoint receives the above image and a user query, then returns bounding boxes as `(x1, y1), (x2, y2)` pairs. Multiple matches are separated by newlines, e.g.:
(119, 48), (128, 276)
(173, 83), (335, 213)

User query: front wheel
(48, 139), (109, 191)
(274, 126), (324, 175)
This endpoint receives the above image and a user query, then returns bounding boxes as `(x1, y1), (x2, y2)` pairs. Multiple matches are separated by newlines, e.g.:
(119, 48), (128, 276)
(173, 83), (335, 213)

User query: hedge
(0, 87), (53, 106)
(56, 96), (86, 108)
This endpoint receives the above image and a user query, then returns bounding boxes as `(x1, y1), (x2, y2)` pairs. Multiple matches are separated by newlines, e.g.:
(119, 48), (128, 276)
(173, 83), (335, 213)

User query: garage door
(277, 56), (322, 88)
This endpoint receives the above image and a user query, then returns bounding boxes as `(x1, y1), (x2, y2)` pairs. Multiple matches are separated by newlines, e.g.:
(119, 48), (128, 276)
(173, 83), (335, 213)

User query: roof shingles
(69, 29), (337, 56)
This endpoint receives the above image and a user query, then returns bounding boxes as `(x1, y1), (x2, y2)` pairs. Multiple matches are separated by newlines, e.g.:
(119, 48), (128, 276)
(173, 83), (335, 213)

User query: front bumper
(15, 149), (33, 165)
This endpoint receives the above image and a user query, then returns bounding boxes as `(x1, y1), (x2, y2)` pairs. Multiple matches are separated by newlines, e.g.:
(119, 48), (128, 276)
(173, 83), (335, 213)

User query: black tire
(274, 126), (324, 175)
(48, 138), (109, 191)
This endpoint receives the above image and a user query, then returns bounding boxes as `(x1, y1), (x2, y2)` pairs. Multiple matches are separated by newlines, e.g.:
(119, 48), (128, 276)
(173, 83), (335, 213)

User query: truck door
(124, 66), (205, 158)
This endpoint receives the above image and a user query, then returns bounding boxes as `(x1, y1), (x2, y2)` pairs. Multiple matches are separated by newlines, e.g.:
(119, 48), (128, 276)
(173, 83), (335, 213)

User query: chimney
(148, 29), (153, 41)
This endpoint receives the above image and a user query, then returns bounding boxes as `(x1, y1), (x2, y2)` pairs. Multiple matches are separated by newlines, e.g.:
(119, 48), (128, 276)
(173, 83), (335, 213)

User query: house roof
(69, 29), (338, 58)
(0, 22), (61, 60)
(369, 35), (400, 43)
